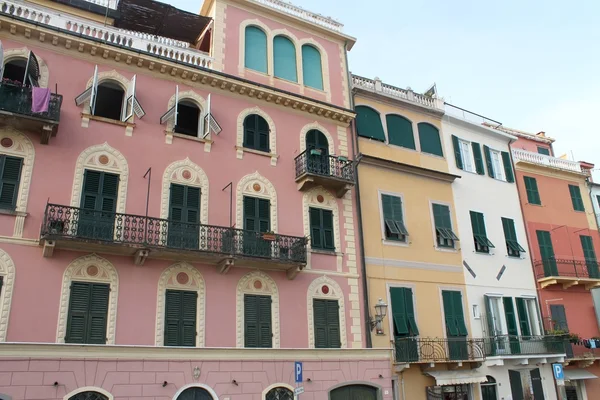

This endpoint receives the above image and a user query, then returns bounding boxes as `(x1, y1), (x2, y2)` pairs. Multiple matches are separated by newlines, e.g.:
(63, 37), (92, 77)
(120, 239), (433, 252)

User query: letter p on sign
(295, 361), (303, 383)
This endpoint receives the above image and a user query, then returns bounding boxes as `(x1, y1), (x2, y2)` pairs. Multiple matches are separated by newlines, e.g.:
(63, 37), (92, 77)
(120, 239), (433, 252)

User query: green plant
(568, 333), (581, 344)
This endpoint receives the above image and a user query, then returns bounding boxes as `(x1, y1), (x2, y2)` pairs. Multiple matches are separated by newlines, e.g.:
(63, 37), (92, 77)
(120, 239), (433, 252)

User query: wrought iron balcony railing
(483, 335), (566, 357)
(0, 82), (62, 122)
(294, 150), (355, 183)
(41, 204), (307, 264)
(534, 257), (600, 280)
(394, 337), (485, 363)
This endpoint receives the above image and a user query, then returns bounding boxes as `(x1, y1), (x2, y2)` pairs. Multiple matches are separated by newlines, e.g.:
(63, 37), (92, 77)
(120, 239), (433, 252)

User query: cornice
(0, 14), (355, 125)
(359, 154), (460, 183)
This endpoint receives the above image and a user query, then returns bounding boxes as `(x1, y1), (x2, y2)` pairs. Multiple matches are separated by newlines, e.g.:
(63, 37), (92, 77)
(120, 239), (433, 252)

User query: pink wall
(512, 137), (554, 155)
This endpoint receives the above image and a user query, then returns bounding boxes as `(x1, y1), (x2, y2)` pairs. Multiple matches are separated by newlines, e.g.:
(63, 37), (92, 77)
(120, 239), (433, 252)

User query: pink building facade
(0, 0), (392, 399)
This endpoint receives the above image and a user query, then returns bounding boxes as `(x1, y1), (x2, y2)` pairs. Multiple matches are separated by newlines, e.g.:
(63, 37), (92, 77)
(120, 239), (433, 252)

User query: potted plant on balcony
(262, 231), (276, 241)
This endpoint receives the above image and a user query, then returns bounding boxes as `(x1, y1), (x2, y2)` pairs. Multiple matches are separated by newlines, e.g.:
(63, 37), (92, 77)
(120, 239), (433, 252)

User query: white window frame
(521, 296), (543, 336)
(459, 139), (476, 173)
(487, 295), (507, 336)
(490, 149), (506, 181)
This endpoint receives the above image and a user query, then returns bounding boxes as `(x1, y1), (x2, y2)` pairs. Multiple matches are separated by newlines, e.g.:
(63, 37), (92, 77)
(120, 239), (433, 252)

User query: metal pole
(143, 168), (151, 218)
(222, 182), (233, 227)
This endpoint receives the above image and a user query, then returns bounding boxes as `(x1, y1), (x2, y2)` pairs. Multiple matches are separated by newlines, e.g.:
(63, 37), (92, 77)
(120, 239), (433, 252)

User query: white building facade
(442, 106), (565, 400)
(590, 182), (600, 231)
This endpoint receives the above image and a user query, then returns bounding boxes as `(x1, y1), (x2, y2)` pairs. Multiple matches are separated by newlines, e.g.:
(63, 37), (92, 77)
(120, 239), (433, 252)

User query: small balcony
(534, 258), (600, 290)
(393, 337), (485, 368)
(294, 150), (355, 198)
(483, 335), (565, 358)
(0, 82), (62, 143)
(40, 204), (307, 279)
(512, 148), (585, 174)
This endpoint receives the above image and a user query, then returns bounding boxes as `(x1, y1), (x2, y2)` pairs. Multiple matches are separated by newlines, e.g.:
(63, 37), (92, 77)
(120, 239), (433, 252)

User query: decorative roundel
(317, 195), (324, 203)
(182, 170), (192, 180)
(0, 138), (13, 148)
(87, 265), (99, 277)
(253, 183), (261, 192)
(254, 280), (263, 289)
(177, 272), (190, 285)
(321, 285), (329, 295)
(98, 155), (109, 165)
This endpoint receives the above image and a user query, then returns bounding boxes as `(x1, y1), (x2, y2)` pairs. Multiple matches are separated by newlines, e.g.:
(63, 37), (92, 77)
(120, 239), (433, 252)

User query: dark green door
(243, 196), (271, 257)
(177, 387), (213, 400)
(164, 289), (197, 347)
(65, 282), (109, 344)
(330, 385), (377, 400)
(508, 370), (524, 400)
(531, 368), (544, 400)
(442, 291), (469, 360)
(536, 230), (558, 276)
(503, 297), (521, 354)
(168, 184), (200, 250)
(78, 170), (119, 241)
(244, 294), (272, 348)
(306, 129), (330, 176)
(390, 287), (419, 362)
(581, 235), (599, 279)
(481, 385), (498, 400)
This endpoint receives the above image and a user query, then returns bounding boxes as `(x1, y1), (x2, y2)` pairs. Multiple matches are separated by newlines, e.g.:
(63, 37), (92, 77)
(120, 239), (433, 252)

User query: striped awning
(426, 370), (488, 386)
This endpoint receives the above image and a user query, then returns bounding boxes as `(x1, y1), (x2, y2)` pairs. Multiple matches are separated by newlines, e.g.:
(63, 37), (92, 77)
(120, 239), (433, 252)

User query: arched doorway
(481, 375), (498, 400)
(68, 392), (109, 400)
(330, 384), (377, 400)
(306, 129), (329, 176)
(176, 387), (214, 400)
(265, 386), (294, 400)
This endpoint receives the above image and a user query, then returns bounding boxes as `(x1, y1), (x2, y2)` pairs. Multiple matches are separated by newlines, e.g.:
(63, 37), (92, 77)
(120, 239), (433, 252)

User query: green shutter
(88, 283), (109, 344)
(483, 145), (494, 178)
(501, 151), (514, 183)
(453, 292), (468, 336)
(326, 300), (341, 348)
(451, 135), (463, 170)
(243, 115), (270, 152)
(503, 297), (519, 337)
(273, 35), (297, 82)
(309, 208), (334, 251)
(65, 281), (109, 344)
(164, 290), (182, 346)
(417, 123), (443, 157)
(0, 155), (23, 210)
(382, 194), (407, 241)
(245, 294), (272, 348)
(258, 295), (272, 348)
(524, 176), (541, 205)
(243, 196), (257, 232)
(386, 114), (416, 150)
(580, 235), (599, 279)
(502, 217), (525, 257)
(404, 288), (419, 336)
(81, 170), (101, 210)
(472, 142), (485, 175)
(484, 296), (497, 336)
(301, 45), (323, 90)
(470, 211), (494, 252)
(322, 209), (334, 250)
(442, 291), (458, 336)
(390, 287), (409, 336)
(433, 204), (458, 247)
(244, 26), (267, 73)
(355, 106), (385, 142)
(169, 184), (200, 224)
(182, 291), (198, 346)
(568, 185), (585, 212)
(313, 299), (340, 348)
(257, 199), (270, 233)
(537, 230), (558, 276)
(515, 298), (531, 337)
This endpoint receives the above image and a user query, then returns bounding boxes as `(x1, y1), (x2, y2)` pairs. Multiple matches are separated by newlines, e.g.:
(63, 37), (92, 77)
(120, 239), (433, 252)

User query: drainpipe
(343, 41), (372, 348)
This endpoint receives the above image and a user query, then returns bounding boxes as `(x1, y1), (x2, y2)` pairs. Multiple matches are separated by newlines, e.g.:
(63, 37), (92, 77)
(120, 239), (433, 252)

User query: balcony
(254, 0), (343, 32)
(393, 337), (485, 369)
(534, 258), (600, 290)
(483, 335), (565, 358)
(512, 148), (585, 174)
(294, 150), (355, 197)
(40, 204), (307, 278)
(0, 82), (62, 143)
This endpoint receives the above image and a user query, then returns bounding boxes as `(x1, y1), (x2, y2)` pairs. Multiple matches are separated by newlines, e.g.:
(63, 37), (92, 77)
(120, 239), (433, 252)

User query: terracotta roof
(482, 122), (555, 144)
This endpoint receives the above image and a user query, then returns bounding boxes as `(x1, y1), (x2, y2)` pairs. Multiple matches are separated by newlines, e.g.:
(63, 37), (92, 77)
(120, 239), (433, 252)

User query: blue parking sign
(295, 361), (303, 383)
(552, 363), (564, 380)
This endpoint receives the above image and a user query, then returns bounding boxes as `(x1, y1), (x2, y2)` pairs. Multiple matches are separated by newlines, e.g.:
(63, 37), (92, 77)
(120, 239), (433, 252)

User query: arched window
(386, 114), (415, 150)
(94, 80), (125, 121)
(175, 100), (202, 137)
(176, 387), (213, 400)
(330, 384), (378, 400)
(265, 387), (294, 400)
(245, 26), (268, 73)
(305, 129), (330, 175)
(68, 392), (109, 400)
(1, 58), (27, 84)
(243, 114), (270, 152)
(301, 44), (323, 90)
(273, 35), (297, 82)
(355, 105), (385, 142)
(417, 122), (443, 157)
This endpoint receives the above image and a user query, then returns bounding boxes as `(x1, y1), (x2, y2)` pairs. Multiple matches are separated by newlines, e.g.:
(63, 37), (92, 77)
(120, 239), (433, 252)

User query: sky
(172, 0), (600, 179)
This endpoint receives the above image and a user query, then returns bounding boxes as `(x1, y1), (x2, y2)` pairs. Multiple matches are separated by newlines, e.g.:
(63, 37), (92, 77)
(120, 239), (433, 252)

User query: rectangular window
(451, 136), (483, 174)
(501, 217), (526, 257)
(484, 295), (505, 336)
(470, 211), (494, 253)
(65, 281), (109, 344)
(389, 287), (419, 337)
(164, 289), (197, 347)
(515, 298), (531, 337)
(523, 176), (541, 205)
(168, 184), (201, 250)
(537, 146), (550, 156)
(568, 184), (585, 212)
(580, 235), (599, 279)
(0, 155), (23, 210)
(432, 203), (459, 248)
(536, 230), (558, 277)
(490, 149), (506, 181)
(550, 304), (568, 332)
(313, 299), (341, 348)
(244, 294), (272, 348)
(381, 194), (408, 242)
(459, 140), (475, 173)
(309, 207), (335, 251)
(442, 290), (468, 336)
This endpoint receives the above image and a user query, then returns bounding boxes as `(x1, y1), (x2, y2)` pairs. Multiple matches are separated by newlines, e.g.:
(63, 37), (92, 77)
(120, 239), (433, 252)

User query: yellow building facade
(352, 76), (484, 400)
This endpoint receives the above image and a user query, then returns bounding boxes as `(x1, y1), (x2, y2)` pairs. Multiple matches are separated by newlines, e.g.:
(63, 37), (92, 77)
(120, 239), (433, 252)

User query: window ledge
(421, 152), (446, 160)
(435, 246), (458, 253)
(274, 75), (300, 86)
(244, 68), (270, 78)
(166, 131), (213, 152)
(526, 203), (543, 207)
(0, 209), (27, 217)
(82, 113), (134, 127)
(383, 239), (409, 247)
(310, 249), (340, 256)
(236, 146), (279, 166)
(305, 85), (326, 94)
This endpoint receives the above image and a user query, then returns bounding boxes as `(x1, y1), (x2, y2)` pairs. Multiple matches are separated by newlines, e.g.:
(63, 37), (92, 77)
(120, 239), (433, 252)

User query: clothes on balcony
(582, 338), (600, 349)
(32, 87), (50, 113)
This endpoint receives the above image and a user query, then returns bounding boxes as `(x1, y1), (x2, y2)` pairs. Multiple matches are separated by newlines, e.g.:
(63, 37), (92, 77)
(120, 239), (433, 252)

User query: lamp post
(370, 298), (388, 335)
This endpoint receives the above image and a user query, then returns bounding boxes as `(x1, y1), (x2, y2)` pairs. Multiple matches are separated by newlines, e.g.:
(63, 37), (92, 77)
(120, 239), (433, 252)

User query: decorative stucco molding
(0, 249), (16, 342)
(299, 122), (335, 155)
(236, 107), (278, 165)
(2, 47), (49, 88)
(307, 275), (348, 348)
(63, 387), (114, 400)
(154, 262), (206, 347)
(160, 158), (209, 225)
(236, 271), (280, 348)
(236, 171), (278, 233)
(69, 142), (129, 214)
(341, 190), (362, 347)
(173, 384), (219, 400)
(238, 19), (272, 76)
(262, 383), (296, 399)
(81, 69), (133, 131)
(56, 254), (119, 344)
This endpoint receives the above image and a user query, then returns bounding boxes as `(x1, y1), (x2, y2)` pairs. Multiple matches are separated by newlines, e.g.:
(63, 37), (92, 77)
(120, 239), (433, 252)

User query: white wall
(475, 364), (558, 400)
(590, 184), (600, 230)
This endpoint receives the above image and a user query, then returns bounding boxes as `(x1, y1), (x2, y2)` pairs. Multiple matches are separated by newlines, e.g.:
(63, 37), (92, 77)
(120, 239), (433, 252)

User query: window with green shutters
(568, 184), (585, 212)
(442, 291), (468, 337)
(537, 147), (550, 155)
(432, 203), (459, 248)
(168, 184), (200, 250)
(501, 151), (515, 182)
(385, 114), (415, 150)
(65, 281), (109, 344)
(501, 217), (526, 257)
(355, 106), (385, 142)
(309, 207), (334, 251)
(470, 211), (494, 253)
(243, 114), (270, 152)
(580, 235), (599, 279)
(244, 26), (267, 73)
(597, 195), (600, 209)
(273, 35), (297, 82)
(536, 230), (558, 277)
(313, 299), (341, 348)
(164, 289), (197, 347)
(0, 155), (23, 210)
(243, 196), (271, 257)
(389, 287), (419, 337)
(451, 136), (484, 175)
(301, 44), (323, 90)
(523, 176), (541, 205)
(79, 169), (119, 240)
(244, 294), (272, 348)
(417, 123), (443, 157)
(381, 194), (408, 242)
(515, 298), (532, 337)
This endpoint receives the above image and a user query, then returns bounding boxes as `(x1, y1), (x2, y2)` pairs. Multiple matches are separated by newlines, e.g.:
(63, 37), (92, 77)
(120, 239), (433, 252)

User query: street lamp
(370, 298), (388, 335)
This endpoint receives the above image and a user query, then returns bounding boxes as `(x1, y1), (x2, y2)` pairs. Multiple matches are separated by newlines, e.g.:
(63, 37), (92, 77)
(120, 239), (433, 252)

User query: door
(481, 377), (498, 400)
(442, 291), (469, 360)
(176, 387), (213, 400)
(550, 304), (573, 357)
(508, 370), (524, 400)
(243, 196), (271, 257)
(503, 297), (521, 354)
(78, 170), (119, 241)
(390, 287), (419, 362)
(531, 368), (545, 400)
(306, 129), (330, 176)
(537, 230), (558, 276)
(330, 385), (377, 400)
(168, 184), (200, 250)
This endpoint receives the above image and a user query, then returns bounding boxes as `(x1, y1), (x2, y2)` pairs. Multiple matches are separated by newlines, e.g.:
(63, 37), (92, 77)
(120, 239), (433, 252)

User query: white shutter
(0, 40), (4, 79)
(174, 85), (179, 126)
(202, 93), (211, 138)
(122, 74), (135, 121)
(75, 65), (98, 111)
(160, 85), (178, 125)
